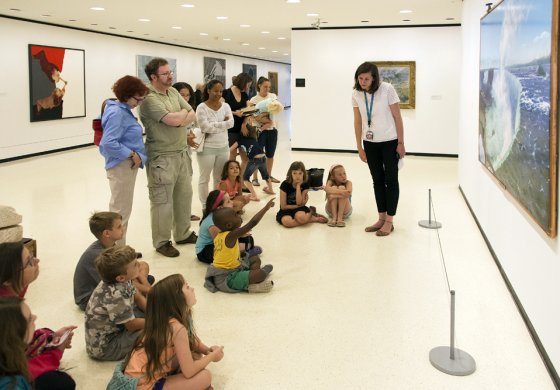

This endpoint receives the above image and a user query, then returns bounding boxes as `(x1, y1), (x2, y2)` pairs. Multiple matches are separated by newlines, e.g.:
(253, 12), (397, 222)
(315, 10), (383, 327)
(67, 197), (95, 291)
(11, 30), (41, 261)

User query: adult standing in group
(222, 72), (253, 164)
(138, 58), (198, 258)
(100, 75), (149, 245)
(173, 81), (201, 221)
(352, 62), (405, 237)
(195, 80), (234, 209)
(249, 76), (281, 185)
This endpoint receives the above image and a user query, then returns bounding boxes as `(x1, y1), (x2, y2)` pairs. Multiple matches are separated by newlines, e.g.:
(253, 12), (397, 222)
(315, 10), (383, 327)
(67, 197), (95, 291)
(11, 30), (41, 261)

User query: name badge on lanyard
(364, 91), (374, 140)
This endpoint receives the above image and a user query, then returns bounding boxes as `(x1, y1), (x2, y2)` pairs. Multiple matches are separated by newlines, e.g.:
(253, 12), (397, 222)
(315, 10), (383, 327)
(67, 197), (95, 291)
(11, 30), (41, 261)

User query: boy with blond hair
(73, 211), (152, 310)
(85, 245), (146, 361)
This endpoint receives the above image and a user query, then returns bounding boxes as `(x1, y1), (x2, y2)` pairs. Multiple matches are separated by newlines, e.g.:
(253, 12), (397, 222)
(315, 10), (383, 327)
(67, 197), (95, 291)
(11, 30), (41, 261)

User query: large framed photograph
(373, 61), (416, 109)
(242, 63), (257, 98)
(479, 0), (558, 237)
(204, 57), (226, 85)
(28, 44), (85, 122)
(136, 55), (177, 85)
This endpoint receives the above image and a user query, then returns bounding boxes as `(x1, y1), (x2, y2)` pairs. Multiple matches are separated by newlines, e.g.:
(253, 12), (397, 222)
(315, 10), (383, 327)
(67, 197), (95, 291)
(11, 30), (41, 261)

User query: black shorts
(276, 206), (311, 224)
(228, 132), (241, 147)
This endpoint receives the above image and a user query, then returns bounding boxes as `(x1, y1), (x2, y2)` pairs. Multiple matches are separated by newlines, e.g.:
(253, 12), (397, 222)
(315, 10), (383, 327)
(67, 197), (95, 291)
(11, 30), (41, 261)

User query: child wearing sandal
(195, 190), (262, 264)
(118, 274), (224, 390)
(276, 161), (328, 227)
(217, 160), (250, 214)
(204, 199), (275, 294)
(324, 165), (353, 227)
(235, 122), (275, 201)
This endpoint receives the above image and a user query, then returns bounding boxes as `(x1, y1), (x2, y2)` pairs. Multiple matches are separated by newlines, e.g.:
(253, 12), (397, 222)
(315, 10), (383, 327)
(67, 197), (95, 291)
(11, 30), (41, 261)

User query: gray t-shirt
(138, 84), (193, 160)
(73, 240), (104, 310)
(85, 280), (136, 359)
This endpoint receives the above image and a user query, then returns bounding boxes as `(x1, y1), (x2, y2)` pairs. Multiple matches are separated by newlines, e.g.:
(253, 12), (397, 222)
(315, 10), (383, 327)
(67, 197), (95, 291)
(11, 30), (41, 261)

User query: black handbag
(306, 168), (324, 188)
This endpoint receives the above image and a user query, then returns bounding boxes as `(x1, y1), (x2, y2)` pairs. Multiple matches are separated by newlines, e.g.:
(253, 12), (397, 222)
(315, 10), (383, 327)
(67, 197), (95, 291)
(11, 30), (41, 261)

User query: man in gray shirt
(138, 58), (198, 257)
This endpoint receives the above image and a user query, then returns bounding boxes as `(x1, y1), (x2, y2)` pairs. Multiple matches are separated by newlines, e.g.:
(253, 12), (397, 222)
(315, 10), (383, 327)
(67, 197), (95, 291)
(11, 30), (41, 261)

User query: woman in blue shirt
(100, 76), (149, 245)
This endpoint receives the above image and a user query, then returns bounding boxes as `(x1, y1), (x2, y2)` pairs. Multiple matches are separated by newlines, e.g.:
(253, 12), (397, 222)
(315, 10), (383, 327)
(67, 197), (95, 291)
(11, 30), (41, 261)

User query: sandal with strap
(263, 187), (275, 195)
(327, 220), (336, 227)
(365, 220), (384, 232)
(336, 221), (346, 227)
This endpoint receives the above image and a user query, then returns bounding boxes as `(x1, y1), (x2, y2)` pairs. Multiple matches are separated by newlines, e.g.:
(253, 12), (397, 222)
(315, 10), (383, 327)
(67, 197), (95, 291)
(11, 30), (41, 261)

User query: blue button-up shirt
(99, 100), (146, 169)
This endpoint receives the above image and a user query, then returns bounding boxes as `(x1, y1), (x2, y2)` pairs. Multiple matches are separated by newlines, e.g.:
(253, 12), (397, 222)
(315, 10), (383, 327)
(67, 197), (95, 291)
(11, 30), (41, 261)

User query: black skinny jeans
(363, 139), (399, 216)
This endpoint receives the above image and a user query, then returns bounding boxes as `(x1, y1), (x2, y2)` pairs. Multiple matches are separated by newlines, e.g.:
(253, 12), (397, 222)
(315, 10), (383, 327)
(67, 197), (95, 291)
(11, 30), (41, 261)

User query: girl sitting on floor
(217, 160), (250, 214)
(324, 164), (353, 227)
(276, 161), (328, 227)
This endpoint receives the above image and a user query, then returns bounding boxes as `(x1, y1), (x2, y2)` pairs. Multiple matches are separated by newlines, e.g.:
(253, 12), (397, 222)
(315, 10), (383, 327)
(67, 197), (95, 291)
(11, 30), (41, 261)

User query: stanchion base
(429, 346), (476, 376)
(418, 220), (442, 229)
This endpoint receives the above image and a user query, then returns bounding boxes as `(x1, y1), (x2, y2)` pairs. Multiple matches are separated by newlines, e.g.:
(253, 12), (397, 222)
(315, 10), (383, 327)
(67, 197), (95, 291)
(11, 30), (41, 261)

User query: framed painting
(28, 44), (85, 122)
(243, 63), (257, 98)
(204, 57), (226, 85)
(136, 55), (177, 85)
(372, 61), (416, 109)
(268, 71), (278, 95)
(479, 0), (558, 237)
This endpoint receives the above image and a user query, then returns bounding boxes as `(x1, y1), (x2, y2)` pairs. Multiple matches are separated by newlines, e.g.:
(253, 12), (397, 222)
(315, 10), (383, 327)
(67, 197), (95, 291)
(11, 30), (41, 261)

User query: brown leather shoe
(176, 232), (198, 245)
(156, 241), (180, 257)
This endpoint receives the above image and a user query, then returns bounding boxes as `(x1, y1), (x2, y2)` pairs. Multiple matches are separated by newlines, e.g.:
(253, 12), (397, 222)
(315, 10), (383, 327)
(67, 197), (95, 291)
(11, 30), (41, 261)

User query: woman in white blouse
(195, 80), (234, 208)
(353, 62), (405, 237)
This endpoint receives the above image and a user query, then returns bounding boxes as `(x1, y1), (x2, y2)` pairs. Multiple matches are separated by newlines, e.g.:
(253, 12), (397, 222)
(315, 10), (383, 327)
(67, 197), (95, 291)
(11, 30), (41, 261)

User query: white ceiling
(1, 0), (463, 63)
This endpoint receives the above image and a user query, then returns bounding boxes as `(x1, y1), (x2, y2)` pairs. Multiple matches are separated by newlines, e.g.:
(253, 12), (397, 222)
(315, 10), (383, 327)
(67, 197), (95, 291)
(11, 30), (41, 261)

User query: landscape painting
(479, 0), (558, 237)
(28, 44), (85, 122)
(374, 61), (416, 109)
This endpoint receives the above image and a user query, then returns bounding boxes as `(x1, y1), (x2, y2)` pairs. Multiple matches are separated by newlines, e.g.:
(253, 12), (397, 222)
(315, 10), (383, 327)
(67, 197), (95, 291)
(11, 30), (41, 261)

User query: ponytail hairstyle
(123, 274), (197, 384)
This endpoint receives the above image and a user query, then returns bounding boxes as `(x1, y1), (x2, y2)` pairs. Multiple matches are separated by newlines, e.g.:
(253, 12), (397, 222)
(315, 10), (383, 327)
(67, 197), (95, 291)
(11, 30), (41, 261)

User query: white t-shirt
(352, 82), (400, 143)
(249, 93), (278, 129)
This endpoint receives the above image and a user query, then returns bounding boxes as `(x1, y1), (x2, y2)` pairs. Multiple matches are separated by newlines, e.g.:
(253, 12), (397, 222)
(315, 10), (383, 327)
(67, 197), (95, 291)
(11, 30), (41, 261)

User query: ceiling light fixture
(240, 24), (251, 28)
(277, 37), (286, 40)
(138, 18), (150, 22)
(216, 16), (228, 20)
(181, 4), (195, 8)
(286, 0), (300, 3)
(200, 32), (208, 36)
(261, 31), (270, 34)
(361, 20), (369, 23)
(9, 8), (21, 11)
(402, 19), (411, 22)
(242, 43), (250, 46)
(307, 13), (319, 17)
(90, 7), (104, 11)
(272, 50), (278, 53)
(258, 47), (266, 50)
(446, 17), (455, 20)
(400, 9), (413, 14)
(223, 38), (231, 41)
(172, 26), (182, 29)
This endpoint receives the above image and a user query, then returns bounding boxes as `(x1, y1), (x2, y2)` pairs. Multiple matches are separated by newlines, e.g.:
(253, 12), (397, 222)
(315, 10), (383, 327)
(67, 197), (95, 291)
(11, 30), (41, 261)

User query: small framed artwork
(204, 57), (226, 85)
(372, 61), (416, 109)
(242, 63), (257, 98)
(28, 44), (86, 122)
(136, 55), (177, 84)
(268, 71), (278, 95)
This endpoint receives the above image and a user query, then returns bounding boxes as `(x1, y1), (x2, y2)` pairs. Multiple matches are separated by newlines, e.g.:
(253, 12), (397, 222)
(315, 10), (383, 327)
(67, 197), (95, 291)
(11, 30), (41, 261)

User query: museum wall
(290, 25), (461, 154)
(0, 17), (291, 161)
(459, 0), (560, 376)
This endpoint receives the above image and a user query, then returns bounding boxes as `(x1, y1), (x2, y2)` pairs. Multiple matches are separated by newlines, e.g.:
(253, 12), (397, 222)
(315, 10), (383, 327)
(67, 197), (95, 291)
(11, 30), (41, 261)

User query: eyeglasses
(24, 254), (38, 268)
(157, 71), (174, 77)
(132, 96), (145, 102)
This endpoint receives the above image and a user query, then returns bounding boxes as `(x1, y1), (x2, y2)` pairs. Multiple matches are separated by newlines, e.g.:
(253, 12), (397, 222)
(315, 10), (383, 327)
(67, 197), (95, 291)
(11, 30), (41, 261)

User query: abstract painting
(479, 0), (558, 236)
(136, 55), (177, 84)
(204, 57), (226, 85)
(243, 63), (257, 98)
(373, 61), (416, 109)
(268, 71), (278, 95)
(28, 44), (85, 122)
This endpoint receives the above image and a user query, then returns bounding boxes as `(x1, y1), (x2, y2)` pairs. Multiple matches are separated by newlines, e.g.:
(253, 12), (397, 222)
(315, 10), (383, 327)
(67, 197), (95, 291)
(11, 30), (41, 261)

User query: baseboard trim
(459, 186), (560, 389)
(0, 143), (94, 163)
(291, 148), (458, 158)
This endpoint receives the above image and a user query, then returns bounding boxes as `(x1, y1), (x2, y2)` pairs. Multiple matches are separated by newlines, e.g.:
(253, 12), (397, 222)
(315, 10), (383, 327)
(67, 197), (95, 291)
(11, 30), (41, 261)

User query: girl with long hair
(123, 274), (224, 390)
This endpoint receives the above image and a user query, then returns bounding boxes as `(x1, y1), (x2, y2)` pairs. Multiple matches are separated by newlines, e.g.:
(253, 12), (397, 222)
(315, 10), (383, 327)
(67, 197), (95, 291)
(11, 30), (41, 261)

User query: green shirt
(138, 84), (193, 159)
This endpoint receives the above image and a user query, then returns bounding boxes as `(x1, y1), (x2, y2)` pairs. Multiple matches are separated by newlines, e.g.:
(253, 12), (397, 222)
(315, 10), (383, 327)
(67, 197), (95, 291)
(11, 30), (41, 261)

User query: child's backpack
(307, 168), (324, 189)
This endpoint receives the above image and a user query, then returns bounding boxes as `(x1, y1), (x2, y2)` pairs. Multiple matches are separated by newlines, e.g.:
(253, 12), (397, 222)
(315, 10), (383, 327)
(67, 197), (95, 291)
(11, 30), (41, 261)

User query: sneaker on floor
(176, 232), (198, 245)
(270, 176), (280, 183)
(156, 241), (180, 257)
(248, 280), (274, 293)
(252, 178), (260, 186)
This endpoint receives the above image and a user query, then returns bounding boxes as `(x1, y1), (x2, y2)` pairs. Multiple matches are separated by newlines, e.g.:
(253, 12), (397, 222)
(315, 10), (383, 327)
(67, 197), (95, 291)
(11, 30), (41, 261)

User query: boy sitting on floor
(73, 211), (153, 310)
(85, 245), (146, 361)
(205, 199), (275, 294)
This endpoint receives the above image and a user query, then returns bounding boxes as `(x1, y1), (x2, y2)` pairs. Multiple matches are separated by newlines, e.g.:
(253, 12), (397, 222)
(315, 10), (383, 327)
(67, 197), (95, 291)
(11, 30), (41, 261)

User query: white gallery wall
(290, 26), (461, 154)
(0, 18), (291, 161)
(459, 0), (560, 377)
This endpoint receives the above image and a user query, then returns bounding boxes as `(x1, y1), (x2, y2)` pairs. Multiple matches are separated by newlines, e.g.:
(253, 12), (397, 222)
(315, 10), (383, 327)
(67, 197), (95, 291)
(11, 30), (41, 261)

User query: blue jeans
(243, 156), (269, 181)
